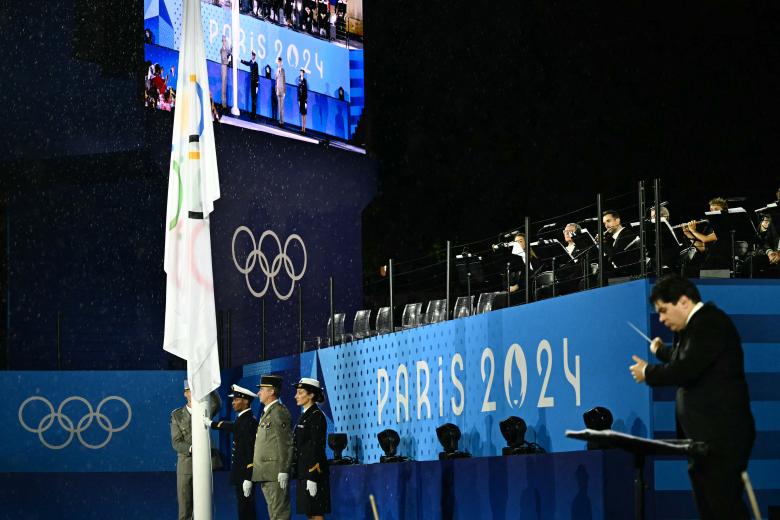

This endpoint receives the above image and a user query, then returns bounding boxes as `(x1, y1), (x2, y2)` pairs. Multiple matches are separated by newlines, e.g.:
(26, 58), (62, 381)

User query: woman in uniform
(292, 377), (330, 519)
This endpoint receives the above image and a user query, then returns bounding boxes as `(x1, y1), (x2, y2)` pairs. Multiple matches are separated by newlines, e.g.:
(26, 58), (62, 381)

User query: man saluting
(205, 384), (259, 520)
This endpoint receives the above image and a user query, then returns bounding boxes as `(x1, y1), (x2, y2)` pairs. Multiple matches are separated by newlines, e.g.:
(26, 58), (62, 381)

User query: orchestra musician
(557, 223), (593, 294)
(648, 205), (683, 274)
(602, 209), (639, 278)
(508, 233), (538, 294)
(563, 223), (583, 256)
(684, 197), (731, 271)
(751, 214), (780, 277)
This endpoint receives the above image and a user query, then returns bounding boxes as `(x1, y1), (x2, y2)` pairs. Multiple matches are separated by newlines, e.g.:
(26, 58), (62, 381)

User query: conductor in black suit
(241, 51), (260, 120)
(629, 275), (755, 519)
(205, 384), (260, 520)
(602, 209), (639, 277)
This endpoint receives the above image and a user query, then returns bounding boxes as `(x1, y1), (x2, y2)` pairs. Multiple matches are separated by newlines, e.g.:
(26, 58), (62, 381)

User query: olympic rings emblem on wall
(231, 227), (307, 301)
(18, 396), (132, 450)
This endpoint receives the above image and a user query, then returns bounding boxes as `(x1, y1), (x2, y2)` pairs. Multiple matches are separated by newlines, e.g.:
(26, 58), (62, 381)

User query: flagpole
(230, 0), (240, 116)
(164, 2), (222, 518)
(191, 392), (213, 520)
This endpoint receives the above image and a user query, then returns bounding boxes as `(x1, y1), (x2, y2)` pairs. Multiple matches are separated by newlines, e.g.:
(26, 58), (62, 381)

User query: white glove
(242, 480), (252, 498)
(277, 472), (289, 490)
(306, 479), (317, 497)
(202, 417), (212, 428)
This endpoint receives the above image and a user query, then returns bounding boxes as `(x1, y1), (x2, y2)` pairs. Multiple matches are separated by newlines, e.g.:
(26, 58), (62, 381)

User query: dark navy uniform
(240, 57), (260, 119)
(292, 404), (330, 516)
(297, 76), (308, 116)
(212, 401), (259, 519)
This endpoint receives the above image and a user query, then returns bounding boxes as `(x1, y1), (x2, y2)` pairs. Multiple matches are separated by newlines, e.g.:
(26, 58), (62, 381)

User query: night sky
(362, 2), (780, 266)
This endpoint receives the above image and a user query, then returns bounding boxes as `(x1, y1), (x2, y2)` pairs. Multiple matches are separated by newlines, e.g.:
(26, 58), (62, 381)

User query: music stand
(706, 207), (758, 276)
(566, 429), (707, 520)
(641, 218), (682, 271)
(455, 251), (483, 311)
(755, 202), (780, 222)
(529, 239), (570, 297)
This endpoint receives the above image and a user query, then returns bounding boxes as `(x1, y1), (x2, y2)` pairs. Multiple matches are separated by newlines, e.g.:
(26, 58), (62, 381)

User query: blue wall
(6, 115), (376, 368)
(3, 279), (778, 517)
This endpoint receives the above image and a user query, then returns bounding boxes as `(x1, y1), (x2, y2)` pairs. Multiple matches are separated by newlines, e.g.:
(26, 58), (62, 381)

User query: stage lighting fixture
(327, 433), (357, 465)
(499, 416), (545, 455)
(436, 423), (471, 460)
(377, 429), (408, 463)
(583, 406), (613, 431)
(583, 406), (614, 450)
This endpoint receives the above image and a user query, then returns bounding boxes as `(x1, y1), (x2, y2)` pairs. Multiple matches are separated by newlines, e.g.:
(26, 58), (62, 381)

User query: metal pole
(56, 311), (62, 370)
(597, 194), (604, 287)
(583, 250), (590, 290)
(524, 216), (531, 303)
(551, 256), (556, 298)
(217, 310), (224, 366)
(226, 310), (232, 368)
(298, 284), (303, 354)
(261, 298), (266, 361)
(329, 277), (335, 346)
(467, 272), (472, 314)
(230, 0), (240, 117)
(388, 259), (394, 331)
(638, 181), (646, 278)
(446, 240), (451, 318)
(505, 263), (511, 307)
(730, 230), (737, 278)
(654, 179), (662, 278)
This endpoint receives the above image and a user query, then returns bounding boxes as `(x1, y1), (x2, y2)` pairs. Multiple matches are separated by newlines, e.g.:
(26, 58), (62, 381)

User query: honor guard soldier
(170, 380), (222, 520)
(252, 375), (294, 520)
(292, 378), (331, 519)
(204, 384), (259, 520)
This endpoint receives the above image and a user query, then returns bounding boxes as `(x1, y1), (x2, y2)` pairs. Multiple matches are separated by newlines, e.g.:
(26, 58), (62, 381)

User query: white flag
(163, 0), (221, 402)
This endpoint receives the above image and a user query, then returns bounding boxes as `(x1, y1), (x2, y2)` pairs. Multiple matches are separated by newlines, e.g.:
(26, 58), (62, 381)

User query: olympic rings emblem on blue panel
(231, 226), (307, 301)
(18, 396), (132, 450)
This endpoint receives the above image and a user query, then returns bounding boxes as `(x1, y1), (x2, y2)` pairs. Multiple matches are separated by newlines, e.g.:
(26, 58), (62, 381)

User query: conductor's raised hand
(650, 337), (663, 355)
(629, 355), (647, 383)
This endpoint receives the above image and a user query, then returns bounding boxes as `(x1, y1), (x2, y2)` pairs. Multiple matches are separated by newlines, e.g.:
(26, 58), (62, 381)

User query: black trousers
(688, 449), (750, 520)
(234, 484), (256, 520)
(250, 80), (258, 116)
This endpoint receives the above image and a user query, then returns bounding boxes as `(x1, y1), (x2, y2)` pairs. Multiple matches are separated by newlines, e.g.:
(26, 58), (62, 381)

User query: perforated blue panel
(314, 281), (653, 463)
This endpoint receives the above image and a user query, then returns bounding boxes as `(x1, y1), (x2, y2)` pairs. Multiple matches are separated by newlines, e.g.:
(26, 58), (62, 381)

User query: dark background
(362, 1), (780, 267)
(2, 0), (780, 368)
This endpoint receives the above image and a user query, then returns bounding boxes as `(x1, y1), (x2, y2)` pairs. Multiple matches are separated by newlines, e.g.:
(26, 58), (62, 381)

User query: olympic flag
(163, 0), (221, 403)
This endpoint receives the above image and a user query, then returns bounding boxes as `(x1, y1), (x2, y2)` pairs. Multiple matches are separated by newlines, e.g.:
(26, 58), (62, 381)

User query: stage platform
(2, 279), (779, 518)
(0, 450), (635, 519)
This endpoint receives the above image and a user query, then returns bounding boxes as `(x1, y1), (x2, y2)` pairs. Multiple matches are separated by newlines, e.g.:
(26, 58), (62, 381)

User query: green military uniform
(252, 398), (294, 520)
(170, 387), (222, 520)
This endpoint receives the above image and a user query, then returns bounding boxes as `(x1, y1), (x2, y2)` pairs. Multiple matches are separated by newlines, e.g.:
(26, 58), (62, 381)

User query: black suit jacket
(292, 404), (329, 482)
(645, 303), (755, 455)
(604, 227), (638, 264)
(212, 409), (259, 485)
(241, 59), (259, 84)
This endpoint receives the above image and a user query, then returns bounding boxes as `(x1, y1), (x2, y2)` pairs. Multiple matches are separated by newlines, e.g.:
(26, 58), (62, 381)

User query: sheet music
(705, 207), (746, 215)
